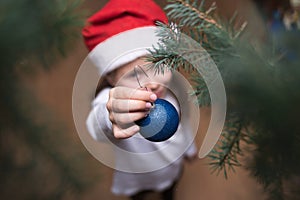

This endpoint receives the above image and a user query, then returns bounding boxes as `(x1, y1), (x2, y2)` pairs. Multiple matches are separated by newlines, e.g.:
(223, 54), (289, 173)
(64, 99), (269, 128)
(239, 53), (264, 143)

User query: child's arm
(106, 86), (157, 139)
(86, 88), (113, 142)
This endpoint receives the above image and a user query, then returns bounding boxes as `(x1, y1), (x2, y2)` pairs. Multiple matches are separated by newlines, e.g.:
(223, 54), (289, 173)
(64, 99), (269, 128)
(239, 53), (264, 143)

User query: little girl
(83, 1), (197, 199)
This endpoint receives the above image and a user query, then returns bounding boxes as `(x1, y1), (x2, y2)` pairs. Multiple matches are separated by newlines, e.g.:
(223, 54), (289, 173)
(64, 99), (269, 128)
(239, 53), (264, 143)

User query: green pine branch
(208, 114), (244, 179)
(149, 0), (300, 199)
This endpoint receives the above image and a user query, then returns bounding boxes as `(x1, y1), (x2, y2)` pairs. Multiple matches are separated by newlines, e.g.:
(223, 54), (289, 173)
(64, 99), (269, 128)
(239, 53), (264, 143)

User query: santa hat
(82, 0), (168, 75)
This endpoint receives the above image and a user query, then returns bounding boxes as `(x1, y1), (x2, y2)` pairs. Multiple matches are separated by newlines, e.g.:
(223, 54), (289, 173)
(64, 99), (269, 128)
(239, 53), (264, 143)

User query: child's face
(107, 57), (172, 98)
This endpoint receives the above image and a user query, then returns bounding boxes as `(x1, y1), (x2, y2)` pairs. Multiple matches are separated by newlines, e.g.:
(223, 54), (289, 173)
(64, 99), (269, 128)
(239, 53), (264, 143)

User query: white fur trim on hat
(88, 26), (160, 76)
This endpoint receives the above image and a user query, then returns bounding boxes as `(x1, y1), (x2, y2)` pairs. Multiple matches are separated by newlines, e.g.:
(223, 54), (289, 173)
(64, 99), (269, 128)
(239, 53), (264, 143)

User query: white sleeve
(184, 140), (197, 158)
(86, 88), (114, 142)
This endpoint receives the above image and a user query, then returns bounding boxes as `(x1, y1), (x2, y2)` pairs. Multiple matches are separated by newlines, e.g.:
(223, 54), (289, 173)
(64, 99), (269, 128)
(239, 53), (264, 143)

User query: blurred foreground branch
(0, 1), (99, 199)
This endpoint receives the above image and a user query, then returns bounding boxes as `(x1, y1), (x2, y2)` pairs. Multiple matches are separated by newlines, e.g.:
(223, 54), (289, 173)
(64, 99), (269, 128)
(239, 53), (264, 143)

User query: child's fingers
(107, 99), (152, 113)
(110, 87), (157, 102)
(112, 124), (140, 139)
(109, 112), (148, 125)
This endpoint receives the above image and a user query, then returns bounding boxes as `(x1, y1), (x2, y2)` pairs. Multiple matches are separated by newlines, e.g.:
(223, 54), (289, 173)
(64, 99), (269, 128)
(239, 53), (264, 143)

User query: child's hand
(106, 86), (157, 139)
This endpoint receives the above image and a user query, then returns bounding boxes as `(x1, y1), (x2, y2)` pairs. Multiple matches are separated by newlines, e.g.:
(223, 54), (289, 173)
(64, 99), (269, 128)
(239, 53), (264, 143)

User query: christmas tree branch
(208, 115), (244, 179)
(167, 0), (223, 29)
(149, 0), (300, 199)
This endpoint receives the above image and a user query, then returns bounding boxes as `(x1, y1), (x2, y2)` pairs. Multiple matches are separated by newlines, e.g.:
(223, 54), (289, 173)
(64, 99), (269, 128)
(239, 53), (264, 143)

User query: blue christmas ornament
(136, 98), (180, 142)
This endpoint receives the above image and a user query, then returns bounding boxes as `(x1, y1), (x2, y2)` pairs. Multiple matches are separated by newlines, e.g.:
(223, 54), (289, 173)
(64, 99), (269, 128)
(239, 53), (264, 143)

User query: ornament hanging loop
(134, 65), (150, 90)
